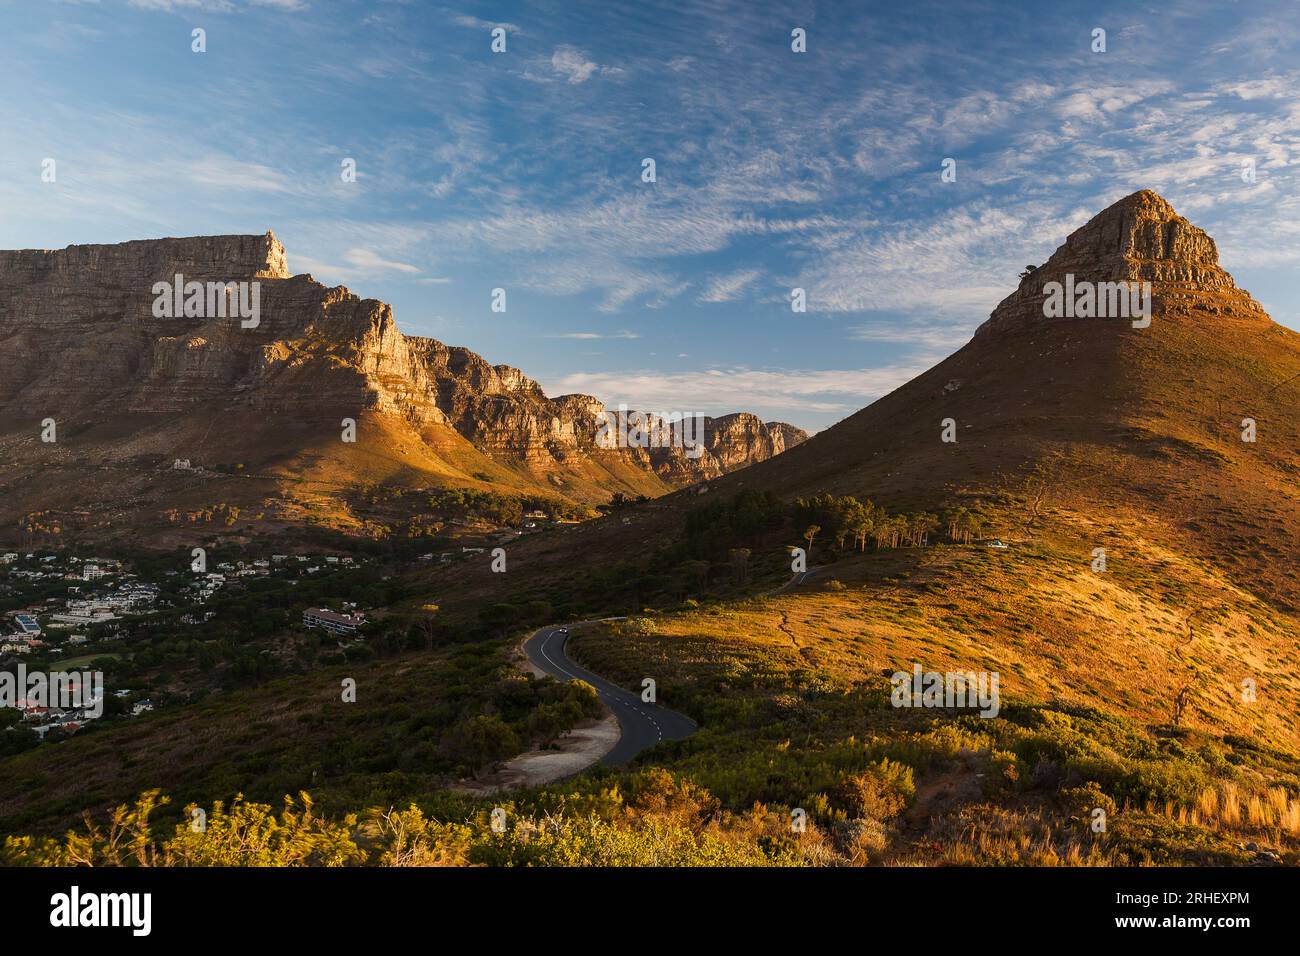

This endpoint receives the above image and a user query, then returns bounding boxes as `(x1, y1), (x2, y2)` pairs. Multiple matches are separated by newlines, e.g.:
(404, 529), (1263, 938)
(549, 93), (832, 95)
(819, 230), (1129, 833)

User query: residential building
(302, 607), (367, 636)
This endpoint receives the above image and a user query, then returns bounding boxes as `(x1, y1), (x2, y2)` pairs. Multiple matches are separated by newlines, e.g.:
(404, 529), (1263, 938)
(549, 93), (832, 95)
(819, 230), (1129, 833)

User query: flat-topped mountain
(0, 233), (804, 543)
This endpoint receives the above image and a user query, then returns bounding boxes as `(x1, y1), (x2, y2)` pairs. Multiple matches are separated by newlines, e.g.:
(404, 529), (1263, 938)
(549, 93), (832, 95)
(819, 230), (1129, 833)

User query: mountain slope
(2, 192), (1296, 865)
(678, 189), (1300, 609)
(0, 233), (805, 543)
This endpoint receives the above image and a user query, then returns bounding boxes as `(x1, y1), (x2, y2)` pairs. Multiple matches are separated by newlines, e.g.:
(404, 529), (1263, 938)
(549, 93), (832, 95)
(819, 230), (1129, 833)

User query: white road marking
(528, 625), (687, 750)
(537, 629), (580, 681)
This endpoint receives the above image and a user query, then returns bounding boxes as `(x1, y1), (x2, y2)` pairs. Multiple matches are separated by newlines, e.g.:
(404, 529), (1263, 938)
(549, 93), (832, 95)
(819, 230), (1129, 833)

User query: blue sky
(3, 0), (1299, 431)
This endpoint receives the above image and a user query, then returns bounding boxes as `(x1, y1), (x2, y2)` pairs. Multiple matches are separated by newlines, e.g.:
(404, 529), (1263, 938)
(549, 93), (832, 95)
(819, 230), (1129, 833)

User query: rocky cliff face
(978, 189), (1268, 339)
(766, 421), (809, 451)
(0, 233), (292, 416)
(0, 232), (802, 504)
(646, 412), (807, 480)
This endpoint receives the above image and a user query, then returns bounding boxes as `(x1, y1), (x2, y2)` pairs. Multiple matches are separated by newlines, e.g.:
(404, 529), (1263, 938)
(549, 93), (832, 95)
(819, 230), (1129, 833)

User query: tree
(0, 720), (38, 756)
(525, 599), (554, 623)
(876, 514), (907, 549)
(911, 512), (940, 547)
(946, 507), (968, 542)
(479, 603), (521, 637)
(803, 525), (820, 560)
(526, 701), (583, 745)
(682, 559), (710, 591)
(416, 603), (441, 651)
(851, 508), (874, 552)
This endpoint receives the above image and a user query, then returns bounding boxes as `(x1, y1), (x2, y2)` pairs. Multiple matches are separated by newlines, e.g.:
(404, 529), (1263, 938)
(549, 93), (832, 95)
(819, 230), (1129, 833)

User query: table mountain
(0, 233), (804, 543)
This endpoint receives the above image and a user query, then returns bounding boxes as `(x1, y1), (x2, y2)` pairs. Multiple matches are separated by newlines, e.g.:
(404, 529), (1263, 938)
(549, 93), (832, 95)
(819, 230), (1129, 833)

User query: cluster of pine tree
(792, 493), (983, 553)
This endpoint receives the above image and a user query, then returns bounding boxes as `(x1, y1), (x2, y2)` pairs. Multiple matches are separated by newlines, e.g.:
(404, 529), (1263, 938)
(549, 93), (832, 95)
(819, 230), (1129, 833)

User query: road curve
(773, 565), (826, 594)
(523, 624), (697, 766)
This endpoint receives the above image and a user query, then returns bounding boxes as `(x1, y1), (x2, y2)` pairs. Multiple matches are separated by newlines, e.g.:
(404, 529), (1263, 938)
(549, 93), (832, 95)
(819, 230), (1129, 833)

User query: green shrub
(833, 758), (915, 819)
(1059, 781), (1117, 822)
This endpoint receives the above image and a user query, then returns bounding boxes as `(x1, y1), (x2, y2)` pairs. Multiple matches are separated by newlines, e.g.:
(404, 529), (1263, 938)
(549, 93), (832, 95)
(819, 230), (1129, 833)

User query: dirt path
(777, 609), (801, 649)
(448, 714), (621, 796)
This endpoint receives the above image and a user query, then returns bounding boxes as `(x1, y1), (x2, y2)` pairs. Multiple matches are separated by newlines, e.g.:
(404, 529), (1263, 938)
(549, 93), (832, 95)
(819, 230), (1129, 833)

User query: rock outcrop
(651, 412), (807, 480)
(978, 189), (1268, 338)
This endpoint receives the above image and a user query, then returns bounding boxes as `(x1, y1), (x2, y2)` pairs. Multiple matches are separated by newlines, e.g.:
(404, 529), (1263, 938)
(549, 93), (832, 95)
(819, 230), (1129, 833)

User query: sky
(2, 0), (1299, 432)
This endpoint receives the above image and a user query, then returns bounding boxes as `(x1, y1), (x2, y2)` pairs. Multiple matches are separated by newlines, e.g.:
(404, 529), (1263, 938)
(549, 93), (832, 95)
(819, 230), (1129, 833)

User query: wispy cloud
(547, 364), (934, 418)
(127, 0), (235, 11)
(699, 268), (761, 303)
(5, 0), (1300, 432)
(290, 240), (425, 285)
(250, 0), (309, 11)
(549, 330), (640, 340)
(184, 157), (300, 193)
(551, 46), (604, 84)
(452, 14), (520, 34)
(848, 321), (975, 350)
(525, 45), (622, 85)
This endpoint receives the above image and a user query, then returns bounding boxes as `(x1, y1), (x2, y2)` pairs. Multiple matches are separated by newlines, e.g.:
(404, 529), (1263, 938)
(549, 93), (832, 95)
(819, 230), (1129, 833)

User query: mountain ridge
(0, 232), (805, 543)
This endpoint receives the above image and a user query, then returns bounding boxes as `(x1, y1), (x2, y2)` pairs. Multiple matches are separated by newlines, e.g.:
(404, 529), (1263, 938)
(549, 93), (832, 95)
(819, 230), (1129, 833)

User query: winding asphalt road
(523, 623), (698, 766)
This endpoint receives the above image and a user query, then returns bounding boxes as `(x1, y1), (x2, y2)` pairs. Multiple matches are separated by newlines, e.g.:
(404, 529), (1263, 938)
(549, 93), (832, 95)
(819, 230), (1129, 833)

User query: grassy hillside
(552, 525), (1299, 864)
(13, 487), (1293, 866)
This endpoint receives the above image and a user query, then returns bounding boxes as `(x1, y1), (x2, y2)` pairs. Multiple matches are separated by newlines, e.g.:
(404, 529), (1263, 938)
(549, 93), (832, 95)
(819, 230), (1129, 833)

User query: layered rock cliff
(642, 412), (808, 481)
(0, 232), (804, 525)
(978, 189), (1268, 338)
